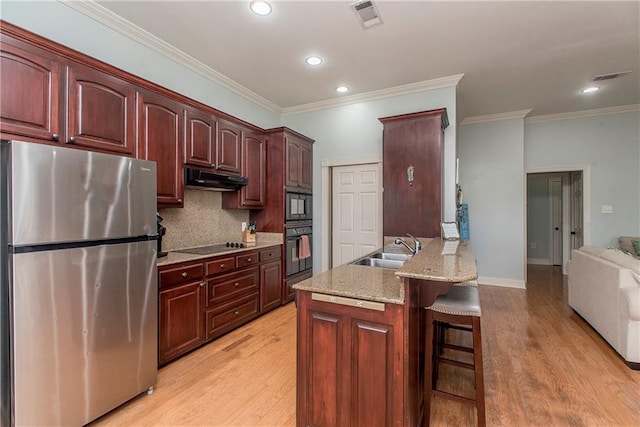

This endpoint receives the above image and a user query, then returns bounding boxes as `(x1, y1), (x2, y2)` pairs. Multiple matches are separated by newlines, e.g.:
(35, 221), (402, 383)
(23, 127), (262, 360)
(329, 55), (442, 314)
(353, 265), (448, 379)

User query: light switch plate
(601, 205), (613, 214)
(241, 222), (247, 231)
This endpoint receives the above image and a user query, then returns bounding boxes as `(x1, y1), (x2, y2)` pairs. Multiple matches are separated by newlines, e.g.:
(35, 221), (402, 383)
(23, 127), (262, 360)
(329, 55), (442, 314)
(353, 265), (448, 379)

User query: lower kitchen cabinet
(158, 279), (206, 365)
(296, 290), (405, 427)
(158, 244), (283, 365)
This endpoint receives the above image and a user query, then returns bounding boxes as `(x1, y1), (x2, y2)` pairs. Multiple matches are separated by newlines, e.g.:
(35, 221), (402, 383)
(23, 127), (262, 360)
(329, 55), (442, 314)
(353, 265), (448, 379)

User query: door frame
(524, 165), (591, 282)
(321, 155), (383, 272)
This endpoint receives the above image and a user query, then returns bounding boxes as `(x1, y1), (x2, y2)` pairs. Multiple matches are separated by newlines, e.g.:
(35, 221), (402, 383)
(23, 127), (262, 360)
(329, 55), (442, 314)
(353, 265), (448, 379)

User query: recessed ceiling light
(306, 56), (322, 66)
(336, 86), (349, 93)
(581, 86), (600, 94)
(250, 1), (271, 16)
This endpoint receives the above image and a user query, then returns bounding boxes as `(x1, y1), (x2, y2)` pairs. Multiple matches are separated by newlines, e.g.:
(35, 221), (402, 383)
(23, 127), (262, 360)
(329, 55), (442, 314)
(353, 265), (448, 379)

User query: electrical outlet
(241, 222), (247, 231)
(530, 242), (536, 249)
(601, 205), (613, 214)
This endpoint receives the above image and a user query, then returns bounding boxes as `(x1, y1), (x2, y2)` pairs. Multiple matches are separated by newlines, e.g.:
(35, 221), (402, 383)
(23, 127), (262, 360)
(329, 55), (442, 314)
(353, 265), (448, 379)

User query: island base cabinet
(296, 291), (405, 427)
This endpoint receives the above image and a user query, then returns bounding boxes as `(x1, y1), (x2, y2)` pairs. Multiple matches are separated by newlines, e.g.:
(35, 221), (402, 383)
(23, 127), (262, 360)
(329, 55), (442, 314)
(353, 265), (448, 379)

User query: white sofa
(567, 245), (640, 369)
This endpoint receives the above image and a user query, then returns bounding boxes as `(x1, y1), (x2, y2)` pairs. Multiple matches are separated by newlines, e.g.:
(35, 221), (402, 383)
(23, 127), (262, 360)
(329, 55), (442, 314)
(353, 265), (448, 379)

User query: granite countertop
(292, 237), (477, 304)
(157, 240), (282, 267)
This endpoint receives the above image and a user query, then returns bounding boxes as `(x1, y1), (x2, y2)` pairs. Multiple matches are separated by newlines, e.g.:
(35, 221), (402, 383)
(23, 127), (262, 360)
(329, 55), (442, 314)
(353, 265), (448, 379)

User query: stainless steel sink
(351, 257), (406, 269)
(370, 252), (412, 261)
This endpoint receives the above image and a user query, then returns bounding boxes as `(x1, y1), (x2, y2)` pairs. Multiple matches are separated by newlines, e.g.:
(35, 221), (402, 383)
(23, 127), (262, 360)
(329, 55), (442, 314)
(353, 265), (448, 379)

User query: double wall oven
(285, 191), (312, 282)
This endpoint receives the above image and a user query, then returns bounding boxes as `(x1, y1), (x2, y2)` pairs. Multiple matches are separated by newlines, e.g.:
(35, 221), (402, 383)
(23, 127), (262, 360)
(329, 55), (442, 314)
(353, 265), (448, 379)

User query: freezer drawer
(11, 241), (157, 426)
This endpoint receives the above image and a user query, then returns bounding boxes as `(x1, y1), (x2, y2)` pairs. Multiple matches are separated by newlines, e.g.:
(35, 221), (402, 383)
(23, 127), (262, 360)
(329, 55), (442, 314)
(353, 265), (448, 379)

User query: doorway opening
(525, 167), (589, 276)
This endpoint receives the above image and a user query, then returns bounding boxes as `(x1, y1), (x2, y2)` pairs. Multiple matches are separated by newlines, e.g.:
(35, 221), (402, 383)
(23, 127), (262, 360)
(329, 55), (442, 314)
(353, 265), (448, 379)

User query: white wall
(0, 1), (281, 128)
(458, 118), (526, 288)
(282, 87), (457, 272)
(525, 111), (640, 247)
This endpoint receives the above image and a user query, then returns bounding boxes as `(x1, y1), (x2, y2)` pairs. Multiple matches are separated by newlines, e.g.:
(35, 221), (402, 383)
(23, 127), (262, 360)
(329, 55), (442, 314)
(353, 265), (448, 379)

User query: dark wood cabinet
(184, 108), (216, 168)
(137, 90), (185, 207)
(217, 120), (242, 175)
(222, 131), (266, 209)
(296, 291), (405, 427)
(0, 37), (62, 143)
(260, 260), (282, 313)
(66, 62), (136, 155)
(158, 262), (206, 364)
(379, 109), (448, 238)
(285, 134), (313, 191)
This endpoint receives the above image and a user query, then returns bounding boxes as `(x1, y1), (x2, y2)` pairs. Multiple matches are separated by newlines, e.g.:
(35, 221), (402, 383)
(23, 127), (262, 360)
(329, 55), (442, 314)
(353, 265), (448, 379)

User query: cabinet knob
(67, 136), (76, 143)
(234, 282), (239, 287)
(51, 133), (59, 141)
(220, 263), (225, 268)
(181, 272), (188, 278)
(269, 252), (272, 256)
(234, 311), (240, 316)
(247, 258), (252, 262)
(200, 282), (204, 287)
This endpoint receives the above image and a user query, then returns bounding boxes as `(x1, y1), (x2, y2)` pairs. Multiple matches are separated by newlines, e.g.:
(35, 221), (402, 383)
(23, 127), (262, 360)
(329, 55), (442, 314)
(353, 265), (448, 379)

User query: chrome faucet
(394, 233), (421, 255)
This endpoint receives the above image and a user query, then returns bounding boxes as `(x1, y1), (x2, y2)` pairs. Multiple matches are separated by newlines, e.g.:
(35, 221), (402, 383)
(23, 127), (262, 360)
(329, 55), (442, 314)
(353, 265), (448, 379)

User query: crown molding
(59, 0), (282, 115)
(282, 74), (464, 116)
(460, 109), (532, 125)
(524, 104), (640, 124)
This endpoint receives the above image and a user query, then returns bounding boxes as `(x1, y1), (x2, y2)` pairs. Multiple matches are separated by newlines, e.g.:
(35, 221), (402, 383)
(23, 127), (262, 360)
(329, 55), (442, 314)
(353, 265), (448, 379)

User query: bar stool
(423, 284), (485, 427)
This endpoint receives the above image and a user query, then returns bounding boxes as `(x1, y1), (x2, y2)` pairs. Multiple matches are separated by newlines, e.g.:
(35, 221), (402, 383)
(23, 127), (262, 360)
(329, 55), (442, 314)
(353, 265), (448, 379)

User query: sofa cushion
(600, 249), (640, 272)
(580, 245), (607, 256)
(619, 236), (640, 255)
(632, 240), (640, 257)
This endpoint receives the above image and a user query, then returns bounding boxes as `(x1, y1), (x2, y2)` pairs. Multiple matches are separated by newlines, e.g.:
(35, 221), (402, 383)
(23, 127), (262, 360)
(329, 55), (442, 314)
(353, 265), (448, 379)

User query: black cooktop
(174, 242), (245, 255)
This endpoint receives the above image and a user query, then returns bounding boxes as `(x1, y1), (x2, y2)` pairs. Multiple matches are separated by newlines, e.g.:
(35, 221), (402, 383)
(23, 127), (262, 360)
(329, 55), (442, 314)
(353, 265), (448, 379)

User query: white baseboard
(527, 257), (552, 265)
(478, 276), (526, 289)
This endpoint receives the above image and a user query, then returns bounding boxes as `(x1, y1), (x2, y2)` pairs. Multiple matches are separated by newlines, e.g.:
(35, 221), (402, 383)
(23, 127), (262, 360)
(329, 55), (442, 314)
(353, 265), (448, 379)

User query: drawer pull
(234, 282), (239, 287)
(220, 264), (225, 268)
(247, 258), (252, 262)
(269, 252), (272, 256)
(234, 311), (239, 316)
(181, 272), (188, 278)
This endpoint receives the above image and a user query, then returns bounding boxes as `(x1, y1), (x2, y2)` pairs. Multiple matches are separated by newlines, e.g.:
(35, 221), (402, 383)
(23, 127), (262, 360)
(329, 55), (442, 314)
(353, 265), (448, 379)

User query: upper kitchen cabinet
(285, 133), (313, 192)
(222, 130), (266, 209)
(184, 107), (216, 168)
(217, 120), (242, 176)
(0, 36), (62, 143)
(379, 108), (448, 238)
(66, 62), (136, 155)
(0, 35), (136, 156)
(137, 90), (185, 208)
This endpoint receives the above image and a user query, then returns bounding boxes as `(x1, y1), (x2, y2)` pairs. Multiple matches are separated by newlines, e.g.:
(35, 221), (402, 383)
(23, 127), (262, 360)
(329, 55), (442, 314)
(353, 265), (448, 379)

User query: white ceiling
(95, 1), (639, 121)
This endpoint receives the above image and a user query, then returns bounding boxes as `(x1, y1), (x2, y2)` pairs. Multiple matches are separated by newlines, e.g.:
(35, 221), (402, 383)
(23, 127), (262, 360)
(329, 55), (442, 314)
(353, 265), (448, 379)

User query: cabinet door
(285, 138), (301, 188)
(66, 62), (136, 155)
(137, 91), (184, 207)
(0, 39), (61, 143)
(260, 260), (282, 312)
(185, 108), (216, 168)
(241, 132), (265, 207)
(300, 142), (313, 190)
(217, 120), (242, 175)
(159, 280), (205, 364)
(297, 292), (405, 427)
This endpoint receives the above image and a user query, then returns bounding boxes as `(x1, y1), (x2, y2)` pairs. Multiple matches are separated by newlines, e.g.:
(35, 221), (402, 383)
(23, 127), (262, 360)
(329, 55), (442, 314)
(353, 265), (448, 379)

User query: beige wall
(159, 189), (249, 251)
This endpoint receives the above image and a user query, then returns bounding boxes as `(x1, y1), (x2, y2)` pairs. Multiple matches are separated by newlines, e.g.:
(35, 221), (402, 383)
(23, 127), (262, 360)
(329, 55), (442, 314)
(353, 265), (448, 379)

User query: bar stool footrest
(439, 357), (475, 370)
(442, 343), (474, 353)
(433, 389), (476, 406)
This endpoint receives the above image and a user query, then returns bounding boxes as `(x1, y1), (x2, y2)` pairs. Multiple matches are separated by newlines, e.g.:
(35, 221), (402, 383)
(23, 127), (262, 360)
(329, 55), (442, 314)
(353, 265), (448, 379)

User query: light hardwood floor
(92, 265), (640, 426)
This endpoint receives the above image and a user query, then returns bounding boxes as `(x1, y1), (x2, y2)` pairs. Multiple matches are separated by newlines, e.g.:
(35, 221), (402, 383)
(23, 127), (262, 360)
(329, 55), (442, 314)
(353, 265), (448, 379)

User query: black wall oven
(286, 225), (312, 278)
(286, 192), (312, 221)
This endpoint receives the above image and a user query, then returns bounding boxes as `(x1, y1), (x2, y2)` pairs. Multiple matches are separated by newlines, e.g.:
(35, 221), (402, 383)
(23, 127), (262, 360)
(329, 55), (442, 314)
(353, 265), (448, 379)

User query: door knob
(555, 227), (559, 231)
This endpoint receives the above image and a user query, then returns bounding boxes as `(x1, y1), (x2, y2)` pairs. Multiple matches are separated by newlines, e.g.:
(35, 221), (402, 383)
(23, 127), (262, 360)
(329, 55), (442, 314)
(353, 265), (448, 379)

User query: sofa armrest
(621, 285), (640, 321)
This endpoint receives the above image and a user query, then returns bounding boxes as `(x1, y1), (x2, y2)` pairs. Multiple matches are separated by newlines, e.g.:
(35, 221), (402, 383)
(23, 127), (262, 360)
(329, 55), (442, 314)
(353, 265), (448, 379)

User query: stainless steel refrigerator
(0, 141), (158, 426)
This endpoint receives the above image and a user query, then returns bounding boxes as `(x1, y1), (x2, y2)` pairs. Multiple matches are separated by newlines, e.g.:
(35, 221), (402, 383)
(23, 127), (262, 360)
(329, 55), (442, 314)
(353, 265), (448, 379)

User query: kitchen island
(293, 238), (476, 427)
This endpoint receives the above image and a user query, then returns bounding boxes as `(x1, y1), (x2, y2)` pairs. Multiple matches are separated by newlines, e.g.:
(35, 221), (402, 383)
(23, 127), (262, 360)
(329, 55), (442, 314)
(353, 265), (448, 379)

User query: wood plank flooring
(92, 265), (640, 426)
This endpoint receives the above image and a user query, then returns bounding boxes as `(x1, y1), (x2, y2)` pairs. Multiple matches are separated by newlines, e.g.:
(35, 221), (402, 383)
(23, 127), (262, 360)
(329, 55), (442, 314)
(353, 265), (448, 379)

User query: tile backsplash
(159, 189), (249, 251)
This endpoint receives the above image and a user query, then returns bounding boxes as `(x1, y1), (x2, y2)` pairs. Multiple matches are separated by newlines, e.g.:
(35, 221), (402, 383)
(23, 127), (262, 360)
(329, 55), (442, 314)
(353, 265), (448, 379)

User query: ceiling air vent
(351, 0), (383, 29)
(593, 71), (631, 81)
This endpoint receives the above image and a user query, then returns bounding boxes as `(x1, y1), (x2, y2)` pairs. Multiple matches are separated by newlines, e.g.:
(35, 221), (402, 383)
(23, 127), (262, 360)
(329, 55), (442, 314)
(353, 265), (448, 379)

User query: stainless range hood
(184, 168), (248, 191)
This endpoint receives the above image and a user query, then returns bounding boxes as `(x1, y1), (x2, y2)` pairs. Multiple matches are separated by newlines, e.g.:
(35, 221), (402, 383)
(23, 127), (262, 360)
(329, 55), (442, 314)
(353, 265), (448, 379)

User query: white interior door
(331, 163), (382, 267)
(570, 171), (584, 251)
(550, 178), (563, 266)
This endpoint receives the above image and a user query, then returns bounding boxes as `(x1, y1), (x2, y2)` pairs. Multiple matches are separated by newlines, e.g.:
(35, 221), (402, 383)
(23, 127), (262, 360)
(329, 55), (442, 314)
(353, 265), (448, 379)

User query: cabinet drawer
(206, 267), (259, 308)
(260, 247), (281, 262)
(159, 263), (204, 288)
(206, 294), (259, 340)
(206, 256), (235, 276)
(236, 251), (259, 269)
